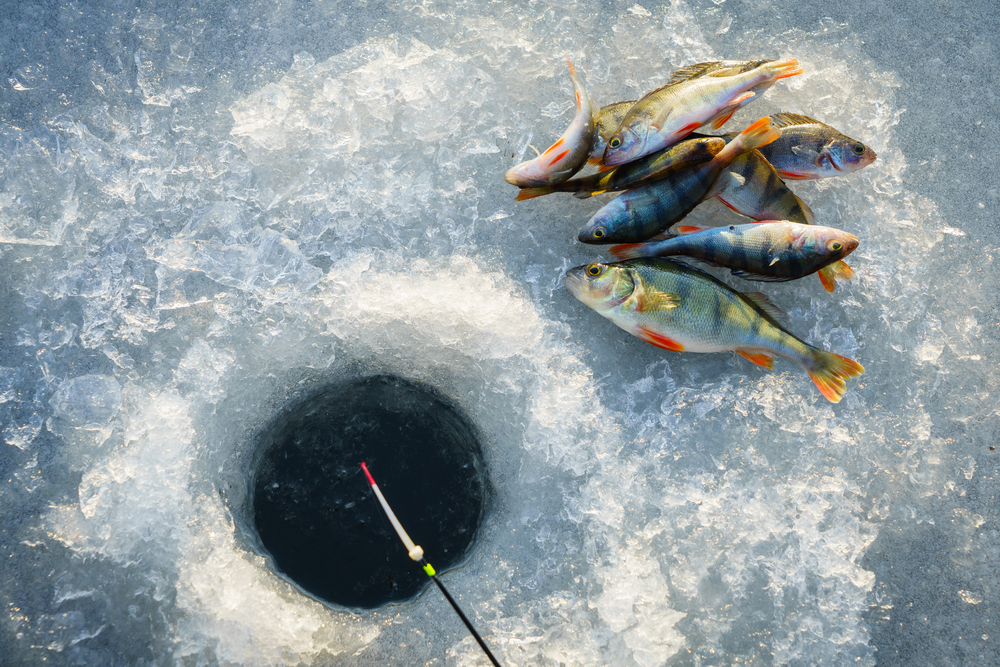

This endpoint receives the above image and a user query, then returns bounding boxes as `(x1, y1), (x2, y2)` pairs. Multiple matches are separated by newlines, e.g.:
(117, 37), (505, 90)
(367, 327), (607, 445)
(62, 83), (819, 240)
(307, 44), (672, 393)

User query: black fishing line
(361, 462), (503, 667)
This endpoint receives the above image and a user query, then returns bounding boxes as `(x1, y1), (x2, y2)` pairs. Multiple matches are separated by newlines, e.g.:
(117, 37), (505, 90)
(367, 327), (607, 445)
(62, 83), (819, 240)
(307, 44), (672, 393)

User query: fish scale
(563, 257), (865, 402)
(610, 221), (858, 283)
(602, 59), (802, 166)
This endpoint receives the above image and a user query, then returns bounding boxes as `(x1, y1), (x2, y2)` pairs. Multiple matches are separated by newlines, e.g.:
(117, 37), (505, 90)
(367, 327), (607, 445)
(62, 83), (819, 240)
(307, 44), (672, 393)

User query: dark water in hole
(252, 375), (489, 609)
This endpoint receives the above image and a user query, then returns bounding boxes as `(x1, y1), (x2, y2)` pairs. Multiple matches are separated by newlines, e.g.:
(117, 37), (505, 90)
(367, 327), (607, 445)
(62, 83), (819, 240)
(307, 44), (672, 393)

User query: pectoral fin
(790, 144), (822, 164)
(636, 326), (685, 352)
(636, 291), (681, 312)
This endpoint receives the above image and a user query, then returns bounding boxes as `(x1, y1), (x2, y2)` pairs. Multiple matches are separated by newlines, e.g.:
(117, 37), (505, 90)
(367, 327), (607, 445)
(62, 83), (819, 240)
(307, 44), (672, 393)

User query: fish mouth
(843, 234), (860, 254)
(562, 267), (592, 302)
(504, 164), (542, 188)
(602, 126), (644, 166)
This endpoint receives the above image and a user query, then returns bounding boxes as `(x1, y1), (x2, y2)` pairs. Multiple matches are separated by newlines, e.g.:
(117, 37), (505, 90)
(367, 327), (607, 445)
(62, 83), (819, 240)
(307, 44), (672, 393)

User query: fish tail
(768, 58), (803, 80)
(609, 243), (647, 259)
(566, 57), (583, 110)
(515, 185), (556, 201)
(816, 260), (855, 292)
(718, 117), (780, 161)
(807, 349), (864, 403)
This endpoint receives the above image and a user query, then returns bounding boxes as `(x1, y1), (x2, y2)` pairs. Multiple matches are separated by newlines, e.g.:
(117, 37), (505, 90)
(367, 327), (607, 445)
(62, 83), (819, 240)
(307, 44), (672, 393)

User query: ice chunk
(5, 412), (43, 450)
(49, 375), (122, 428)
(47, 375), (122, 448)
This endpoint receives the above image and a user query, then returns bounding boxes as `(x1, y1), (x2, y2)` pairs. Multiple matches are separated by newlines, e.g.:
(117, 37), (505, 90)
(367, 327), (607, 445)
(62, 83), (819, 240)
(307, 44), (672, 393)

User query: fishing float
(360, 462), (503, 667)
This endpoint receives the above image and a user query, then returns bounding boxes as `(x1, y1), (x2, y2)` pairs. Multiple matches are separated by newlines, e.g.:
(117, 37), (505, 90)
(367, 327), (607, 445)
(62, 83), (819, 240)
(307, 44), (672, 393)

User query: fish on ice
(563, 257), (865, 402)
(578, 117), (779, 244)
(601, 59), (802, 166)
(609, 221), (858, 283)
(754, 112), (877, 180)
(504, 58), (599, 188)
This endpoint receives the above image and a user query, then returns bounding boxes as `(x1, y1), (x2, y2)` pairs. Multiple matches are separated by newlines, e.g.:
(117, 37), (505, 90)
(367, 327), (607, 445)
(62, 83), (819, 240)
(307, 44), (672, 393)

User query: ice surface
(0, 0), (998, 666)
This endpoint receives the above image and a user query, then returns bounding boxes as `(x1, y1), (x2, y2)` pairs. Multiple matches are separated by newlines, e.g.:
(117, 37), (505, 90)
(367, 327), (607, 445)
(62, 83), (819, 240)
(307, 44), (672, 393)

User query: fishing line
(360, 462), (503, 667)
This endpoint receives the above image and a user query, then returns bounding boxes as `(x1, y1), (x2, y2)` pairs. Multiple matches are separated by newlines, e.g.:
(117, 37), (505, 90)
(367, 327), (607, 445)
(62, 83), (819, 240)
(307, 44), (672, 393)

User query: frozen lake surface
(0, 1), (997, 665)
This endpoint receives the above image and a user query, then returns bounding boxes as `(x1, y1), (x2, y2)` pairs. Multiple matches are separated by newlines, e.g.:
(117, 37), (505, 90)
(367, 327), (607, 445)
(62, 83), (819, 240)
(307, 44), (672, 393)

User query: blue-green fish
(609, 221), (858, 283)
(578, 117), (779, 244)
(563, 258), (864, 402)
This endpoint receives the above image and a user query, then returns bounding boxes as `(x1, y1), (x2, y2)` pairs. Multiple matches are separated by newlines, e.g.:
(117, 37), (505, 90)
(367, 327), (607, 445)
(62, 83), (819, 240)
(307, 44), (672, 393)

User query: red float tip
(360, 462), (376, 486)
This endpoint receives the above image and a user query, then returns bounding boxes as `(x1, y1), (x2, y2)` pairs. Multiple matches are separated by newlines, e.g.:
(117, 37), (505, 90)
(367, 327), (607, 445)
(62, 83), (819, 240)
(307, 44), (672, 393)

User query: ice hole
(249, 374), (489, 609)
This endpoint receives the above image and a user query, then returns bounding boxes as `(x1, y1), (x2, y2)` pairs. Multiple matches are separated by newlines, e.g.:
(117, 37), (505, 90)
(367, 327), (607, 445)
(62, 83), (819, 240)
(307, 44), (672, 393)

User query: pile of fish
(505, 58), (877, 403)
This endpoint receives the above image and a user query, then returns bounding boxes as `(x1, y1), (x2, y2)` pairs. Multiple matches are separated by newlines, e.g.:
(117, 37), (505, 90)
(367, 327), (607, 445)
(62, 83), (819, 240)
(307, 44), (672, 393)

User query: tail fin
(515, 185), (556, 201)
(807, 350), (864, 403)
(767, 58), (803, 81)
(609, 243), (648, 259)
(717, 117), (779, 162)
(816, 260), (855, 293)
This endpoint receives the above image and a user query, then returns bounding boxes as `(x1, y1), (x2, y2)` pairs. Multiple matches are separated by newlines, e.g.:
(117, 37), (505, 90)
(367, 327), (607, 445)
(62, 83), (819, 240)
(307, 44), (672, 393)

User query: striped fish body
(756, 112), (877, 180)
(609, 221), (859, 282)
(577, 162), (721, 243)
(708, 129), (855, 292)
(586, 61), (769, 163)
(715, 150), (815, 224)
(579, 118), (780, 244)
(517, 137), (725, 201)
(562, 258), (864, 402)
(602, 59), (801, 166)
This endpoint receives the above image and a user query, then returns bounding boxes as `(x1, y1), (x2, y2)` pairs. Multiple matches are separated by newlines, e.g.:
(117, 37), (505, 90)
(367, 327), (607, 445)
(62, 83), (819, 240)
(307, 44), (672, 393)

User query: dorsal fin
(742, 291), (790, 328)
(770, 112), (825, 129)
(666, 62), (724, 86)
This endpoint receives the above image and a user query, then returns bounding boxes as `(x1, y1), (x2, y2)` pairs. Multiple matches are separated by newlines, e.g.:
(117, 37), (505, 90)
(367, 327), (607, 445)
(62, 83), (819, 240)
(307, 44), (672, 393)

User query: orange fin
(676, 225), (708, 235)
(808, 351), (864, 403)
(609, 243), (645, 259)
(771, 58), (803, 80)
(543, 137), (565, 156)
(675, 121), (702, 138)
(816, 260), (855, 293)
(710, 108), (737, 130)
(730, 91), (755, 106)
(777, 170), (810, 180)
(598, 163), (615, 172)
(548, 149), (570, 166)
(514, 186), (553, 201)
(716, 196), (741, 214)
(775, 66), (804, 80)
(736, 349), (775, 369)
(636, 326), (685, 352)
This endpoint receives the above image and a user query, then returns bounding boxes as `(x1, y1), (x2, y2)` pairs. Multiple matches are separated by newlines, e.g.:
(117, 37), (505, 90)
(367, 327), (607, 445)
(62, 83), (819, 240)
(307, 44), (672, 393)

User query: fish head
(563, 262), (636, 312)
(795, 224), (860, 260)
(829, 138), (877, 173)
(504, 160), (547, 188)
(602, 121), (648, 166)
(577, 210), (620, 244)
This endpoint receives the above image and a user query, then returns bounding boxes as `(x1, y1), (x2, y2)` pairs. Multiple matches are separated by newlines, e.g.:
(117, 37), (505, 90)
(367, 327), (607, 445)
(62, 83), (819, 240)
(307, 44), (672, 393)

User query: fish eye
(830, 241), (843, 251)
(608, 137), (621, 149)
(586, 263), (603, 276)
(593, 227), (606, 239)
(852, 142), (866, 155)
